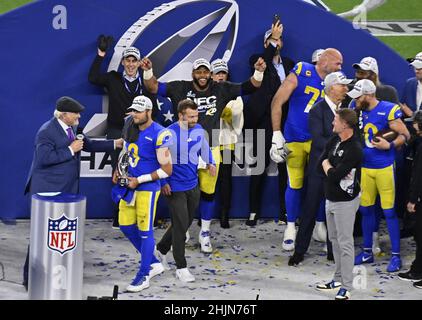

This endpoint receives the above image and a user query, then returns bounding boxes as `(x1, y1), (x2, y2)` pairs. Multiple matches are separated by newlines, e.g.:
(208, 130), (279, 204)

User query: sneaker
(288, 252), (304, 266)
(372, 232), (381, 255)
(354, 251), (374, 265)
(154, 247), (170, 270)
(335, 288), (351, 300)
(282, 224), (296, 251)
(413, 280), (422, 289)
(387, 255), (402, 273)
(112, 216), (119, 230)
(149, 262), (164, 279)
(398, 270), (422, 282)
(316, 280), (342, 292)
(126, 274), (150, 292)
(199, 231), (213, 253)
(312, 222), (327, 243)
(176, 268), (195, 282)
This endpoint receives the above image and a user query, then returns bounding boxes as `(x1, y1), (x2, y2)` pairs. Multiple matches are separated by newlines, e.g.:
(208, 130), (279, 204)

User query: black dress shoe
(245, 218), (257, 227)
(288, 252), (304, 266)
(112, 216), (119, 230)
(220, 210), (230, 229)
(413, 280), (422, 289)
(400, 228), (414, 239)
(398, 270), (422, 282)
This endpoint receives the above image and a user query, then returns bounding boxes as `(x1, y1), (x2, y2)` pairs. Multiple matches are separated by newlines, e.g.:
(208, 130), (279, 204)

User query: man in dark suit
(400, 52), (422, 117)
(244, 20), (295, 226)
(288, 72), (352, 265)
(23, 96), (123, 289)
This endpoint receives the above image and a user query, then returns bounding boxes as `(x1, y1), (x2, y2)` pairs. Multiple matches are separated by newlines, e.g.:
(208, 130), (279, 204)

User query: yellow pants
(285, 140), (312, 189)
(360, 165), (395, 209)
(198, 147), (221, 195)
(118, 190), (160, 231)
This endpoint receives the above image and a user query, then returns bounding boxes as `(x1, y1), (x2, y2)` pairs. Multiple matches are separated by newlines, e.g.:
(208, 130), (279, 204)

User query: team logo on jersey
(306, 70), (312, 77)
(186, 90), (196, 99)
(47, 214), (78, 255)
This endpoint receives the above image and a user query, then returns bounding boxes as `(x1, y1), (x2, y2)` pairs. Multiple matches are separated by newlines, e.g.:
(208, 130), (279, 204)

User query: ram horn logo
(105, 0), (239, 113)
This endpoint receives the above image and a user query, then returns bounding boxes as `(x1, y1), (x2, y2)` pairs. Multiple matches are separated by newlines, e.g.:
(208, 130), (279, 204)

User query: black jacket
(308, 98), (337, 176)
(319, 134), (363, 202)
(409, 141), (422, 204)
(88, 55), (157, 129)
(244, 44), (295, 129)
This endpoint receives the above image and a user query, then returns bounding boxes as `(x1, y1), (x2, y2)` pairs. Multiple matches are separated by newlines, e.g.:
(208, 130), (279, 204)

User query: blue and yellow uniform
(355, 100), (402, 258)
(284, 62), (324, 189)
(360, 101), (402, 209)
(284, 62), (324, 223)
(119, 121), (172, 279)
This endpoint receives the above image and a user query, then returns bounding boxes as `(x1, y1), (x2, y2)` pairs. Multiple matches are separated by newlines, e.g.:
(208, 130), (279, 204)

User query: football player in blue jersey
(113, 95), (173, 292)
(347, 80), (410, 272)
(270, 48), (343, 251)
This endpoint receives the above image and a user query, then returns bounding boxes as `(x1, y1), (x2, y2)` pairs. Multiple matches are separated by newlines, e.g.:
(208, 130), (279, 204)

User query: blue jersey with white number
(125, 121), (172, 192)
(360, 101), (402, 169)
(284, 62), (324, 142)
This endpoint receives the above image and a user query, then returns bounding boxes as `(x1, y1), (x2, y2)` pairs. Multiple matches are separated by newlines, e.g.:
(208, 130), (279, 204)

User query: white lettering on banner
(80, 151), (113, 177)
(355, 21), (422, 36)
(52, 5), (67, 30)
(52, 265), (67, 290)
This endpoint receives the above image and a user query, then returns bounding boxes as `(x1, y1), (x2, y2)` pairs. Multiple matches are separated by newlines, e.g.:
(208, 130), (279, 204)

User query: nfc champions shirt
(158, 80), (242, 147)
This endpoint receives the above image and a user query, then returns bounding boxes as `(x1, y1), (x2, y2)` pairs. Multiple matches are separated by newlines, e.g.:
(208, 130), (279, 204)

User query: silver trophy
(117, 151), (130, 187)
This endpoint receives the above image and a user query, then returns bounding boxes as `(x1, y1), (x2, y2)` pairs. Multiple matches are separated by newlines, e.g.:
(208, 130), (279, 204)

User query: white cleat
(312, 221), (327, 243)
(149, 262), (164, 279)
(282, 224), (296, 251)
(199, 231), (213, 253)
(154, 247), (170, 270)
(372, 232), (381, 255)
(176, 268), (195, 282)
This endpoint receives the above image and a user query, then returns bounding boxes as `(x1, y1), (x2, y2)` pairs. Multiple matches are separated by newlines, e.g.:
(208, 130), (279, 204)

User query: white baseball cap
(312, 49), (325, 63)
(122, 47), (141, 60)
(409, 52), (422, 69)
(347, 79), (376, 99)
(127, 95), (153, 112)
(211, 59), (229, 74)
(324, 72), (353, 89)
(353, 57), (379, 75)
(192, 58), (211, 71)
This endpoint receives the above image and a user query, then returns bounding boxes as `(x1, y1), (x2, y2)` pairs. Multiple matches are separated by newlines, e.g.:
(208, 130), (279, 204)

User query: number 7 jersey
(283, 62), (325, 142)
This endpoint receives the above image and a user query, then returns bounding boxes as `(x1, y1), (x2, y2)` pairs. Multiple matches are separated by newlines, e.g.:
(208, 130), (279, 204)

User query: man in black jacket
(288, 72), (352, 265)
(398, 110), (422, 288)
(88, 37), (157, 228)
(316, 108), (363, 300)
(244, 20), (295, 226)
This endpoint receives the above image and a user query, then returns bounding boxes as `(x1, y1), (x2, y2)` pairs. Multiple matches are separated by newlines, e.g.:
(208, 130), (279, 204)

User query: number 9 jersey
(283, 62), (325, 142)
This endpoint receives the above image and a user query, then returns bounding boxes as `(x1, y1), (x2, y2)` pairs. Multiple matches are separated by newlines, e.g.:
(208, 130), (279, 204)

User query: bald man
(270, 48), (343, 252)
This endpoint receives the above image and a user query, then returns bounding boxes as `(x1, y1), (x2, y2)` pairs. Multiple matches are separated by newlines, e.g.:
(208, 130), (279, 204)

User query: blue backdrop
(0, 0), (413, 219)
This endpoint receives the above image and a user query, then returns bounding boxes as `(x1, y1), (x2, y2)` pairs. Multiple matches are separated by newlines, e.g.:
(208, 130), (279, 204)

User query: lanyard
(124, 77), (142, 95)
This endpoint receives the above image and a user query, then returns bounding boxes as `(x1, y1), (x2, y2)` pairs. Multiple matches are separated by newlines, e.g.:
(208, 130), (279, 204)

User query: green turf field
(1, 0), (421, 59)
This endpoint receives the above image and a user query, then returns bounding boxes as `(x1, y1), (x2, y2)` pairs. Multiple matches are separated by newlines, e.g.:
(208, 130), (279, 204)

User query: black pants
(157, 186), (200, 269)
(107, 125), (122, 220)
(295, 174), (332, 256)
(411, 204), (422, 273)
(249, 128), (287, 218)
(218, 148), (234, 214)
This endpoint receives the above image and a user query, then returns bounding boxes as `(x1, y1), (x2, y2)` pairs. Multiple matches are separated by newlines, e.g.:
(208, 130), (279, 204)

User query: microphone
(76, 127), (84, 140)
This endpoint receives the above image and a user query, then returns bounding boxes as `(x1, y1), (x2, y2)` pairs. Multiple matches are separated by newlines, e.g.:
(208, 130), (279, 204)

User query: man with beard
(270, 48), (343, 251)
(141, 56), (266, 253)
(113, 95), (173, 292)
(243, 20), (295, 227)
(348, 80), (410, 272)
(288, 72), (353, 266)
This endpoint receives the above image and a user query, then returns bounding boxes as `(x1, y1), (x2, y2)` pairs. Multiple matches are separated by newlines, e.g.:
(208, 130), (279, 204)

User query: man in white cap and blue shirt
(402, 52), (422, 117)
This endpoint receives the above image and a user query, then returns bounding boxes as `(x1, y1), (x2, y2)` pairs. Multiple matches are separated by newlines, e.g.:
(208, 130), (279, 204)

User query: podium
(28, 193), (86, 300)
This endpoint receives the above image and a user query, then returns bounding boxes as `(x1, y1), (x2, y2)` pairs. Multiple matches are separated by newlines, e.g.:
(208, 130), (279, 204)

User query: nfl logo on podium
(47, 214), (78, 255)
